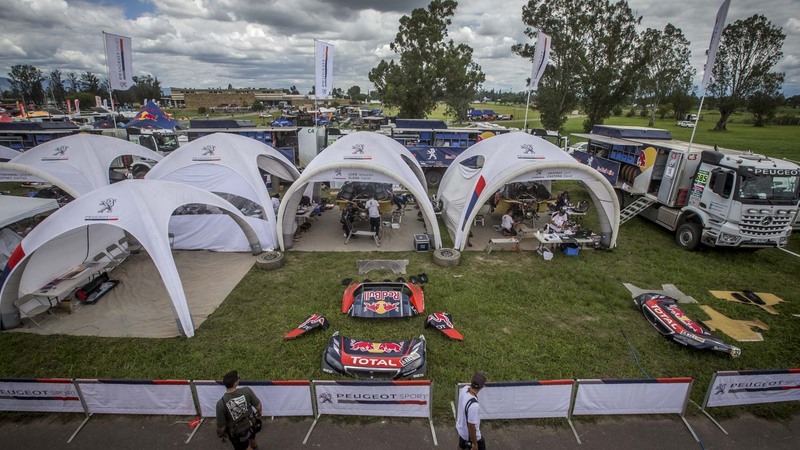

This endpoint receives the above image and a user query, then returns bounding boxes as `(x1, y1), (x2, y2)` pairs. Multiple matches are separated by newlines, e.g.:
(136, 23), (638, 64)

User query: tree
(639, 24), (694, 127)
(347, 85), (361, 102)
(130, 75), (162, 103)
(748, 91), (783, 127)
(515, 0), (644, 132)
(441, 41), (485, 122)
(668, 90), (696, 120)
(66, 72), (80, 94)
(369, 1), (482, 118)
(708, 15), (785, 131)
(8, 64), (45, 105)
(331, 87), (344, 99)
(79, 72), (101, 95)
(48, 69), (67, 107)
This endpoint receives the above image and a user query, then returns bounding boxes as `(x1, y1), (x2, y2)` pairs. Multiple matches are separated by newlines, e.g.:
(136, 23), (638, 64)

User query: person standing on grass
(216, 370), (263, 450)
(456, 372), (486, 450)
(365, 195), (381, 236)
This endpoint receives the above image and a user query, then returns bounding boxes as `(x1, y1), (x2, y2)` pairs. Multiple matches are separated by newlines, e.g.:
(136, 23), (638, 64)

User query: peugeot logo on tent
(53, 145), (69, 156)
(98, 198), (116, 214)
(352, 144), (365, 154)
(201, 145), (216, 156)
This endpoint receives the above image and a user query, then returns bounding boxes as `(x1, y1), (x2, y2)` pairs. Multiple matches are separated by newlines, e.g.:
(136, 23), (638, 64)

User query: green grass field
(2, 105), (798, 422)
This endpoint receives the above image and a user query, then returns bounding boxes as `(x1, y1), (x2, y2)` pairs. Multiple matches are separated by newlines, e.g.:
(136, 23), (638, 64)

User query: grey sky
(1, 0), (798, 96)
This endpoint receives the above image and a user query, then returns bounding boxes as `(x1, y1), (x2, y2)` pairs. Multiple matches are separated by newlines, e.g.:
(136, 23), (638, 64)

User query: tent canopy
(0, 180), (261, 337)
(277, 131), (440, 250)
(0, 144), (21, 162)
(0, 134), (162, 198)
(0, 195), (59, 229)
(146, 133), (301, 251)
(438, 132), (620, 250)
(124, 101), (180, 130)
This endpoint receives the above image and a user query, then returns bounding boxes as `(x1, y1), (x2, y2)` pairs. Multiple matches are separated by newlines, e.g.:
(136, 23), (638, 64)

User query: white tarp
(438, 132), (620, 250)
(0, 180), (261, 337)
(0, 134), (162, 198)
(145, 133), (300, 252)
(278, 131), (438, 250)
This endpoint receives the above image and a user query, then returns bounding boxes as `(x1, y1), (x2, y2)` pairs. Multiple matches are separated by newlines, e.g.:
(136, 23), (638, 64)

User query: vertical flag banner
(529, 32), (551, 91)
(315, 40), (334, 98)
(104, 32), (133, 91)
(701, 0), (731, 90)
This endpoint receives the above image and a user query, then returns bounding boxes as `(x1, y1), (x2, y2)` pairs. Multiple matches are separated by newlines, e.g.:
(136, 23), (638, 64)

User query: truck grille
(739, 214), (793, 236)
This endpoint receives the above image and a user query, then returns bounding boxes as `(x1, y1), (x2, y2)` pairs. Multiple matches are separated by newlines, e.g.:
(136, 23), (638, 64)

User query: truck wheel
(425, 170), (443, 188)
(432, 248), (461, 267)
(255, 251), (284, 270)
(676, 223), (701, 251)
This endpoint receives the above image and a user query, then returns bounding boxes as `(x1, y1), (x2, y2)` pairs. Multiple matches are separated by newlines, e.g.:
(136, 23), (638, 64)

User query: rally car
(634, 293), (740, 357)
(320, 332), (427, 379)
(342, 280), (425, 318)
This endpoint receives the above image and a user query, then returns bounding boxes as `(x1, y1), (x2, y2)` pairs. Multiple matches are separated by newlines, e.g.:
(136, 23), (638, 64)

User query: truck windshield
(156, 134), (180, 152)
(737, 174), (799, 201)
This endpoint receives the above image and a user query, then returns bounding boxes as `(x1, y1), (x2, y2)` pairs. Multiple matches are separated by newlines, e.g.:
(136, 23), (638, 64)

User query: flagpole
(523, 83), (533, 133)
(687, 95), (705, 151)
(314, 39), (319, 140)
(102, 31), (118, 131)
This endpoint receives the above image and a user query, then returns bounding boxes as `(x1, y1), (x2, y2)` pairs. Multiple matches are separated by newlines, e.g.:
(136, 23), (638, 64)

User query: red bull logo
(349, 340), (404, 353)
(363, 301), (399, 315)
(362, 290), (401, 301)
(428, 312), (454, 328)
(134, 111), (157, 122)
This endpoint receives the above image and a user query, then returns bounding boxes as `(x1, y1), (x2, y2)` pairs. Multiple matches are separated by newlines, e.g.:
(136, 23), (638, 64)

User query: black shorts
(458, 436), (486, 450)
(228, 429), (255, 450)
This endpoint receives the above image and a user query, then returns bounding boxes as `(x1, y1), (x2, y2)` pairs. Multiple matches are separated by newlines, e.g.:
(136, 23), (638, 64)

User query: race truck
(124, 127), (181, 178)
(572, 125), (800, 250)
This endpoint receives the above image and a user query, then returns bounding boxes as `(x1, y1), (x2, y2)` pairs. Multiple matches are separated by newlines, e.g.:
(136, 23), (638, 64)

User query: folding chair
(17, 297), (58, 327)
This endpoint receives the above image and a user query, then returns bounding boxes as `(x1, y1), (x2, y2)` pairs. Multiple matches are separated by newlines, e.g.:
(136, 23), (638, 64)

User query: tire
(255, 251), (284, 270)
(432, 248), (461, 267)
(425, 170), (443, 188)
(675, 223), (701, 251)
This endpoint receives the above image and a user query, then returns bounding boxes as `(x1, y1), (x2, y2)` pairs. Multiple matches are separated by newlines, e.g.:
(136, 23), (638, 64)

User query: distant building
(165, 88), (314, 110)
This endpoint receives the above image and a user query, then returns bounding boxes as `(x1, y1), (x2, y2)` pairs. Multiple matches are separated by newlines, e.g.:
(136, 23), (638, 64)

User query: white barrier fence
(700, 369), (800, 433)
(571, 378), (696, 443)
(304, 380), (436, 445)
(451, 380), (579, 442)
(0, 378), (314, 444)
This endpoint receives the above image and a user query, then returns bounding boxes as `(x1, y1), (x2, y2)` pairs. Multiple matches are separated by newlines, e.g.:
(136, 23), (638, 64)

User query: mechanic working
(548, 208), (571, 233)
(365, 195), (381, 236)
(500, 209), (518, 236)
(456, 372), (487, 450)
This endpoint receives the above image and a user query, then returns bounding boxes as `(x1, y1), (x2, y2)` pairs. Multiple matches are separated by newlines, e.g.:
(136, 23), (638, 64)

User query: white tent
(438, 132), (620, 250)
(0, 134), (162, 198)
(277, 131), (440, 250)
(0, 145), (21, 162)
(145, 133), (300, 252)
(0, 180), (261, 337)
(0, 195), (59, 229)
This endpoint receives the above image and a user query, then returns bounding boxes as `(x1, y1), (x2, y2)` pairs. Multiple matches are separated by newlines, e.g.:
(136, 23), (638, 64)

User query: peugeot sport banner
(529, 32), (551, 91)
(315, 40), (334, 98)
(705, 370), (800, 408)
(104, 32), (133, 91)
(701, 0), (730, 90)
(0, 378), (84, 413)
(313, 380), (431, 418)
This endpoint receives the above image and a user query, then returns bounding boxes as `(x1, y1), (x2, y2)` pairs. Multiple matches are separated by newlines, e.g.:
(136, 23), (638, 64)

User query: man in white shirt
(456, 372), (486, 450)
(500, 209), (518, 236)
(548, 208), (570, 233)
(364, 196), (381, 236)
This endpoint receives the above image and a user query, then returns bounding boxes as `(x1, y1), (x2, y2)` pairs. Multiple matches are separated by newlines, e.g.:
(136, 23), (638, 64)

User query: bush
(197, 106), (207, 115)
(612, 105), (623, 116)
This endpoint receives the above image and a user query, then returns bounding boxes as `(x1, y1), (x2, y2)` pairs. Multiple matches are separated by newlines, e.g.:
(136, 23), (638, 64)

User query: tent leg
(185, 417), (205, 443)
(302, 415), (320, 445)
(680, 414), (700, 442)
(429, 417), (438, 446)
(68, 413), (92, 443)
(567, 418), (581, 444)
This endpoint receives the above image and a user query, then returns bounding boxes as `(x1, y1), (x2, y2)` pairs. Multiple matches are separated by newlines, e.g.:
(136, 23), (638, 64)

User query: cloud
(0, 0), (798, 96)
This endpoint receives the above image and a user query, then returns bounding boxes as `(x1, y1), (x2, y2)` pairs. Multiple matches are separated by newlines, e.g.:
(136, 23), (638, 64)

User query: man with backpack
(456, 372), (487, 450)
(216, 370), (263, 450)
